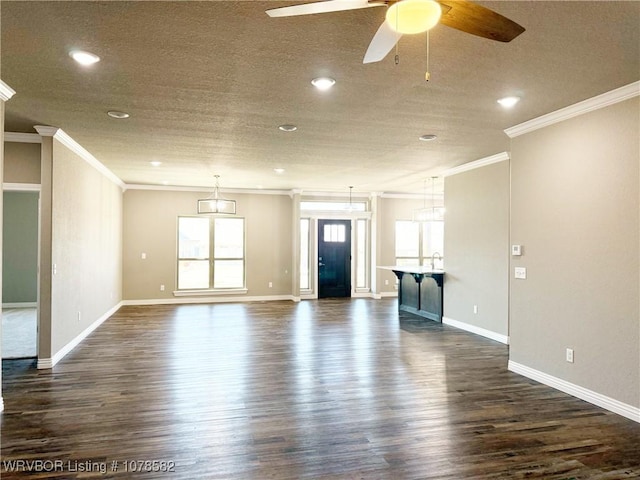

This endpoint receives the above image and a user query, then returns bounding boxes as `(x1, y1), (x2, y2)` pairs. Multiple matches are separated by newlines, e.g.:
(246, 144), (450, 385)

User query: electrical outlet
(141, 252), (147, 260)
(268, 282), (273, 288)
(385, 279), (389, 285)
(473, 305), (478, 314)
(160, 284), (165, 291)
(566, 348), (574, 363)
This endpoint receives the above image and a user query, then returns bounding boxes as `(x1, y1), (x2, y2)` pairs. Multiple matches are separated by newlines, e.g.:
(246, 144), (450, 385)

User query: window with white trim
(356, 219), (368, 289)
(395, 220), (444, 268)
(300, 218), (311, 290)
(178, 216), (245, 290)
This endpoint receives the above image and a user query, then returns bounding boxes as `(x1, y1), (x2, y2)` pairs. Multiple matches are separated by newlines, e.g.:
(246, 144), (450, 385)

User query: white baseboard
(379, 291), (398, 298)
(2, 302), (37, 309)
(37, 358), (53, 369)
(351, 292), (372, 299)
(442, 316), (509, 344)
(37, 302), (123, 370)
(122, 294), (295, 306)
(508, 360), (640, 424)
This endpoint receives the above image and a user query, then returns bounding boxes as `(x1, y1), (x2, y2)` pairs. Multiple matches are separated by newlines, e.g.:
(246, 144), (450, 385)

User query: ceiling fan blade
(363, 21), (402, 64)
(266, 0), (385, 18)
(437, 0), (525, 42)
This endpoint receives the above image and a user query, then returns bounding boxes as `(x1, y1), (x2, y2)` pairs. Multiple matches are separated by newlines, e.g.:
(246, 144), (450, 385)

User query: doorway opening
(2, 190), (39, 359)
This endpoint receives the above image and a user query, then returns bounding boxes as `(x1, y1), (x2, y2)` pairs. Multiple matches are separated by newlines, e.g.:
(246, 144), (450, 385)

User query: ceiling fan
(266, 0), (525, 64)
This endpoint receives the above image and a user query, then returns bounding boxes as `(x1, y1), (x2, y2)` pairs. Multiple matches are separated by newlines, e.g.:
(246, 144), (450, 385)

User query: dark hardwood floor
(2, 299), (639, 479)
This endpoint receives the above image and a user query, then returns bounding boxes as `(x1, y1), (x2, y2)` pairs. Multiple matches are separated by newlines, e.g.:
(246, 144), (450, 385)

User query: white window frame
(175, 215), (247, 296)
(395, 220), (444, 268)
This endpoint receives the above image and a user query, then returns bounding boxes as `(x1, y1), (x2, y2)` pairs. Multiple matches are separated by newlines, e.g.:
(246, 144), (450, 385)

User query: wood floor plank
(1, 299), (639, 479)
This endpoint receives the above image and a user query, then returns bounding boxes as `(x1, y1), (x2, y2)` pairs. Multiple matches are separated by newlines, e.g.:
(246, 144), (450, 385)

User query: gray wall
(123, 189), (293, 300)
(443, 161), (510, 337)
(3, 142), (41, 183)
(1, 97), (5, 405)
(2, 191), (38, 303)
(49, 139), (123, 356)
(510, 98), (639, 408)
(377, 197), (424, 294)
(123, 192), (424, 300)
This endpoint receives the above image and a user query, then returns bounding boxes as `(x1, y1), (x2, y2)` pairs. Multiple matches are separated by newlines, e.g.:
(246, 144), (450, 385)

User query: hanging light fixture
(348, 185), (354, 212)
(413, 176), (444, 222)
(197, 175), (236, 214)
(386, 0), (442, 35)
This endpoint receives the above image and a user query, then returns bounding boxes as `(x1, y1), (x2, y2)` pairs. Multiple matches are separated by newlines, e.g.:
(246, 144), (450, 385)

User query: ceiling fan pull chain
(395, 6), (400, 65)
(425, 30), (431, 82)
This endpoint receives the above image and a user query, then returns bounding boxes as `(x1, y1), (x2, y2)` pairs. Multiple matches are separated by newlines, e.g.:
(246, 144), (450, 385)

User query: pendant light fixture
(348, 185), (354, 212)
(413, 176), (444, 222)
(198, 175), (236, 214)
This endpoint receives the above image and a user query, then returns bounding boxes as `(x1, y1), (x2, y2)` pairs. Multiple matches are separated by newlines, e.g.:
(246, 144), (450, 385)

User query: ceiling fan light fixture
(386, 0), (442, 35)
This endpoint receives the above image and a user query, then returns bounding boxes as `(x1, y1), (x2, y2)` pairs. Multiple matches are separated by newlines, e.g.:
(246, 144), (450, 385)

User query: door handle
(319, 262), (325, 267)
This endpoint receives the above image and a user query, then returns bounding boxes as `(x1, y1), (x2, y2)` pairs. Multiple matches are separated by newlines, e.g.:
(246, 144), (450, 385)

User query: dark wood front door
(318, 219), (351, 298)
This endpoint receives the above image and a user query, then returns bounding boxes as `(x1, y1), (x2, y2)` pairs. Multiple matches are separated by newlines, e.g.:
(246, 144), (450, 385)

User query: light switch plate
(511, 244), (522, 256)
(514, 267), (527, 279)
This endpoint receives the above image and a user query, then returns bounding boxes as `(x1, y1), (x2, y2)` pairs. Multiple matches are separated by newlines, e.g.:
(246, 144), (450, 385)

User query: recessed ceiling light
(419, 134), (437, 142)
(162, 181), (169, 185)
(278, 124), (297, 132)
(107, 111), (130, 119)
(311, 77), (336, 91)
(497, 96), (520, 108)
(150, 161), (162, 167)
(274, 168), (285, 174)
(69, 50), (100, 66)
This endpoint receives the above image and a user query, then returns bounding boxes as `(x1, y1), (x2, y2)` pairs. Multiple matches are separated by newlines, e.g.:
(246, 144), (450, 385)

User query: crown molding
(289, 188), (303, 198)
(380, 192), (425, 199)
(302, 190), (372, 199)
(125, 183), (291, 195)
(34, 125), (125, 190)
(442, 151), (510, 177)
(4, 132), (42, 143)
(34, 125), (59, 136)
(0, 81), (16, 101)
(505, 81), (640, 138)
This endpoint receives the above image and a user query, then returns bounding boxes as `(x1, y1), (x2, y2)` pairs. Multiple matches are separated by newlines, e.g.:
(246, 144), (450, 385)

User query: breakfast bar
(379, 266), (445, 322)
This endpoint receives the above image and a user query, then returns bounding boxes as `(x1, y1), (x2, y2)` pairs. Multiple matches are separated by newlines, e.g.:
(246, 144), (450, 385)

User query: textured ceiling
(1, 1), (639, 194)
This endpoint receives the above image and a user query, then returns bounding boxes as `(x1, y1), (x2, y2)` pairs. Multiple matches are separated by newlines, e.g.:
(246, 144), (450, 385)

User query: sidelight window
(300, 218), (311, 290)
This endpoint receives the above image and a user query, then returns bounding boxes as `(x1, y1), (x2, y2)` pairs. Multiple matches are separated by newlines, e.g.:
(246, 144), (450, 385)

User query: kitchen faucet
(431, 252), (442, 270)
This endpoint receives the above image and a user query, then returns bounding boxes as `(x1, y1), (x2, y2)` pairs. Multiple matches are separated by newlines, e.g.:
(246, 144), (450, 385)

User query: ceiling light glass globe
(386, 0), (442, 35)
